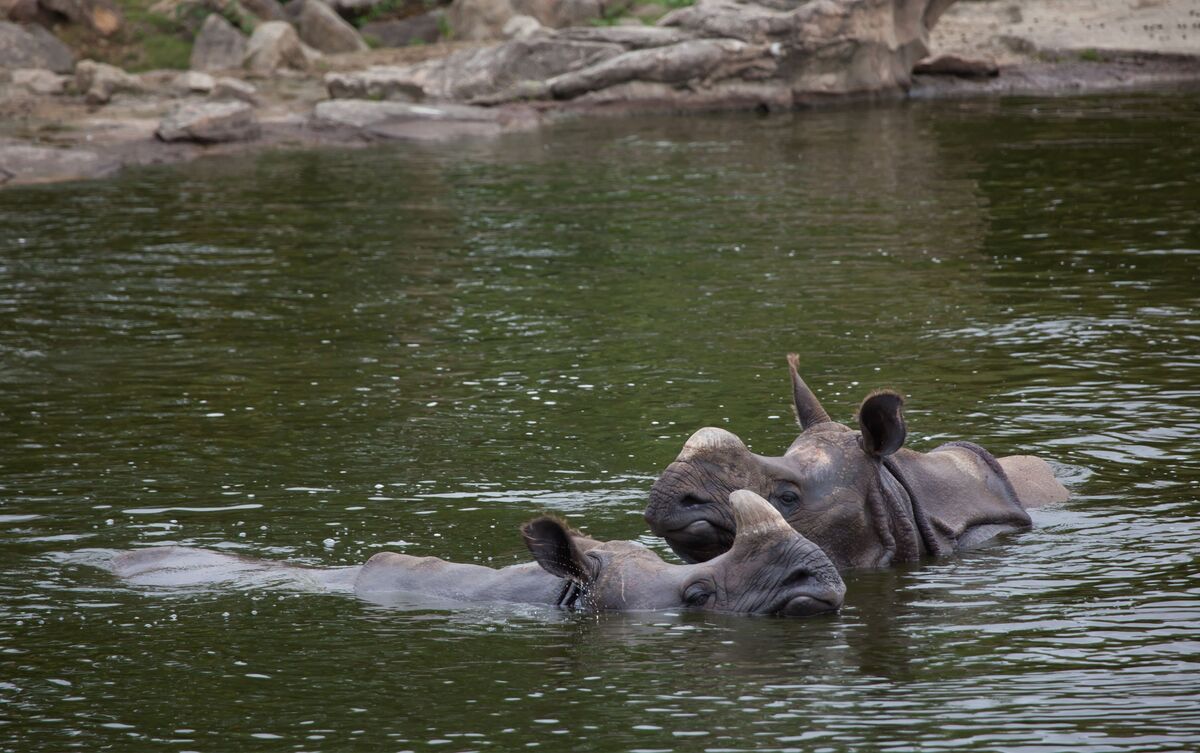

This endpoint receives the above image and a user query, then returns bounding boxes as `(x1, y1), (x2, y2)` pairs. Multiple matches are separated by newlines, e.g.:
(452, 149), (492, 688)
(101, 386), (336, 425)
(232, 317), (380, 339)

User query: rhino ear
(857, 390), (906, 459)
(522, 516), (593, 584)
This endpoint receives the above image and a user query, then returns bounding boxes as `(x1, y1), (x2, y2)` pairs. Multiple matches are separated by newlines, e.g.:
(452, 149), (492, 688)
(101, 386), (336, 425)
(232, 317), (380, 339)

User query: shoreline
(3, 54), (1198, 189)
(4, 1), (1200, 188)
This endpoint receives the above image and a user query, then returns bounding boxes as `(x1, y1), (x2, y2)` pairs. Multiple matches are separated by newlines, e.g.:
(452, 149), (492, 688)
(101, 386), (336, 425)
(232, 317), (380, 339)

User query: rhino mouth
(774, 592), (840, 617)
(661, 518), (734, 564)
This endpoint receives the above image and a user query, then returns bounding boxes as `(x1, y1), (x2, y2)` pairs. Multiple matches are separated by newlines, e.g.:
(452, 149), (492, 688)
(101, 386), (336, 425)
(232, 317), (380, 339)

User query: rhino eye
(682, 582), (713, 607)
(775, 490), (801, 508)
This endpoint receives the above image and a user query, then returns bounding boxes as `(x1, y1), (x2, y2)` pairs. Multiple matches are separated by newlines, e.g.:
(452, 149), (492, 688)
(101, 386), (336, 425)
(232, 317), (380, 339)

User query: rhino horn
(676, 427), (747, 461)
(787, 353), (831, 429)
(730, 489), (792, 543)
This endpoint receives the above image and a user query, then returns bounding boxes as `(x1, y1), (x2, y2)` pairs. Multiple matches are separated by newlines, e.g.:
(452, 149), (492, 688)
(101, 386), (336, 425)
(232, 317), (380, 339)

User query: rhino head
(523, 489), (845, 616)
(645, 354), (1034, 570)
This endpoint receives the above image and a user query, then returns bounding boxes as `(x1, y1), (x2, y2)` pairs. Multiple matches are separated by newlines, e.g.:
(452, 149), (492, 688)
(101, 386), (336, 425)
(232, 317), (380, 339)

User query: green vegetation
(134, 26), (193, 68)
(51, 0), (195, 71)
(1078, 48), (1103, 62)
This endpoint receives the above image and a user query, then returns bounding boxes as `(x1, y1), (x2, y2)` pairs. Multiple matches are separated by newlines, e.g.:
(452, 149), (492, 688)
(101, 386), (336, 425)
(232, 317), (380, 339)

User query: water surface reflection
(2, 93), (1199, 752)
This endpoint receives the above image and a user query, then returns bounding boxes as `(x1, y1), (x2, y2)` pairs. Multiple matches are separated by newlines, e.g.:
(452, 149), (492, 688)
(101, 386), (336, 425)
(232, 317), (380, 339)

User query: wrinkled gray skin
(110, 491), (845, 617)
(645, 354), (1071, 570)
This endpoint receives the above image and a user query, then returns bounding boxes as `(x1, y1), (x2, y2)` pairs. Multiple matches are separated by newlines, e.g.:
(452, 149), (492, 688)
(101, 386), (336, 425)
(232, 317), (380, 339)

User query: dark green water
(2, 93), (1199, 752)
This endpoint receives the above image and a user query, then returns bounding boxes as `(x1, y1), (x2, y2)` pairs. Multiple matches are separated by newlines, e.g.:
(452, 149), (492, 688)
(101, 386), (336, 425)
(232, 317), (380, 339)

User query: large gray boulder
(190, 14), (248, 71)
(295, 0), (367, 54)
(173, 69), (216, 93)
(341, 0), (960, 107)
(311, 98), (538, 140)
(209, 75), (258, 102)
(12, 66), (69, 93)
(74, 58), (140, 104)
(243, 20), (314, 72)
(0, 21), (73, 72)
(326, 34), (625, 101)
(156, 100), (259, 142)
(501, 14), (543, 41)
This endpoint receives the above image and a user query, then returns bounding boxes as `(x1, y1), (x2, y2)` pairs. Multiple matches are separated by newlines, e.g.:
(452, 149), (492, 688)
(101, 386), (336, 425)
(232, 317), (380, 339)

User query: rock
(914, 54), (998, 78)
(327, 35), (624, 101)
(0, 142), (120, 185)
(156, 100), (259, 142)
(659, 0), (953, 93)
(209, 75), (258, 102)
(295, 0), (367, 54)
(386, 0), (963, 107)
(546, 38), (767, 100)
(243, 20), (314, 72)
(39, 0), (122, 36)
(190, 14), (248, 71)
(325, 65), (423, 100)
(134, 68), (180, 93)
(12, 66), (67, 93)
(361, 10), (443, 48)
(0, 21), (74, 72)
(555, 26), (691, 49)
(310, 98), (537, 140)
(174, 69), (216, 93)
(501, 14), (542, 41)
(446, 0), (518, 42)
(74, 58), (139, 104)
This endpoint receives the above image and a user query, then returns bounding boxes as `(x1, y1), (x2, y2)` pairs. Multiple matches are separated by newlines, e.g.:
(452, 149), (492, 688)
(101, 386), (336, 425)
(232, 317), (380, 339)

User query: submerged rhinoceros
(110, 490), (845, 617)
(645, 354), (1070, 569)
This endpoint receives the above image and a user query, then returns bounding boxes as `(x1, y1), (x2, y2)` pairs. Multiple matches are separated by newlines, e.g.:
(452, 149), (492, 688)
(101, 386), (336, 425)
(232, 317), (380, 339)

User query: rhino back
(353, 551), (564, 605)
(998, 455), (1070, 508)
(887, 444), (1033, 554)
(110, 546), (359, 591)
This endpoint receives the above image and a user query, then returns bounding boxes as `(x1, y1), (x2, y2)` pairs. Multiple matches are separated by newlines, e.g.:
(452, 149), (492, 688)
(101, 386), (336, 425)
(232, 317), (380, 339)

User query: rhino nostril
(680, 494), (712, 507)
(782, 570), (813, 588)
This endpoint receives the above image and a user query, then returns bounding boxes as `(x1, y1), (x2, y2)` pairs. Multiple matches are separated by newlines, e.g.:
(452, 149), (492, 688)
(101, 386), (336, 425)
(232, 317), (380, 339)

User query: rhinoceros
(644, 354), (1070, 569)
(110, 490), (845, 617)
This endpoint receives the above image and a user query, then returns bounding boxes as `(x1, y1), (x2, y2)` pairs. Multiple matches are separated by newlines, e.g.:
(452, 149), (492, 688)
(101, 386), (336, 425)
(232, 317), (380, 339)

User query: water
(2, 92), (1199, 752)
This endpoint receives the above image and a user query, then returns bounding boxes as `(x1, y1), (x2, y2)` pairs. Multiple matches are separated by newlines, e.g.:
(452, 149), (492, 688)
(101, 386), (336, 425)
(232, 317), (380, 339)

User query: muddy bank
(2, 0), (1199, 188)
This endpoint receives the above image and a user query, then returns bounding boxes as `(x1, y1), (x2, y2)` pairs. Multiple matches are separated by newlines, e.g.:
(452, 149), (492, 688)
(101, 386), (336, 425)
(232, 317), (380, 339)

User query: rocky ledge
(325, 0), (959, 111)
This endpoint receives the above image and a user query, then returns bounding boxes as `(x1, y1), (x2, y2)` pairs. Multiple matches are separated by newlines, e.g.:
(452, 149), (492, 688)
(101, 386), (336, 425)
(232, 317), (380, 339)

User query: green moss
(138, 32), (193, 69)
(57, 0), (199, 71)
(1078, 48), (1103, 63)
